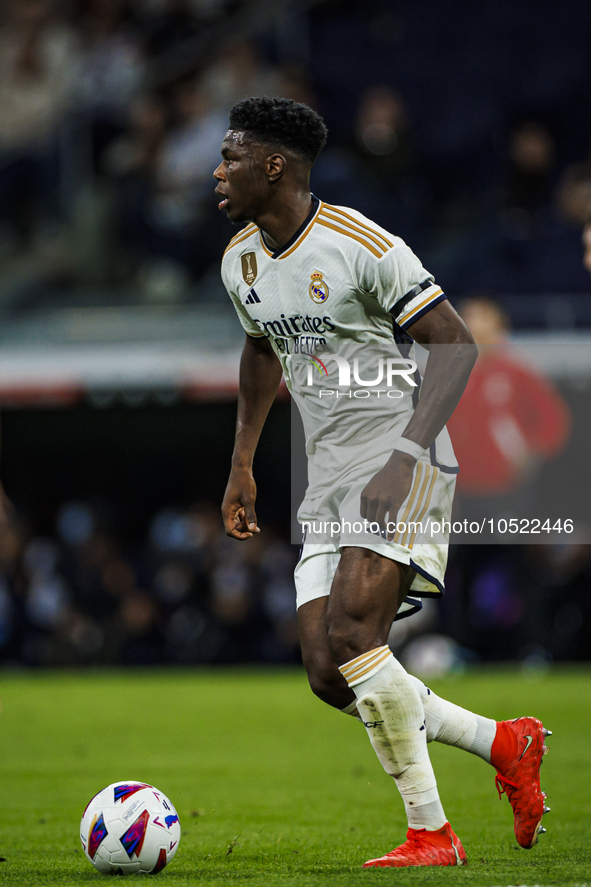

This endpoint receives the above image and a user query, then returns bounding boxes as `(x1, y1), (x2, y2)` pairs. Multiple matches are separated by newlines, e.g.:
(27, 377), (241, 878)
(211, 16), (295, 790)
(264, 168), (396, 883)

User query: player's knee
(307, 671), (340, 707)
(326, 617), (368, 665)
(303, 655), (349, 708)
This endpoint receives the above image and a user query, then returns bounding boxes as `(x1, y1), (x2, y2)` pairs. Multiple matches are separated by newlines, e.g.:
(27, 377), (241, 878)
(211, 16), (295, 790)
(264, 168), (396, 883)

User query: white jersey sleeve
(221, 254), (265, 339)
(356, 241), (446, 331)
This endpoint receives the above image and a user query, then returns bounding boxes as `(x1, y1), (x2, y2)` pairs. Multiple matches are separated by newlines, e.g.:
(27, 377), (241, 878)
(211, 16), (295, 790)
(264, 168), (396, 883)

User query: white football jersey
(221, 196), (456, 497)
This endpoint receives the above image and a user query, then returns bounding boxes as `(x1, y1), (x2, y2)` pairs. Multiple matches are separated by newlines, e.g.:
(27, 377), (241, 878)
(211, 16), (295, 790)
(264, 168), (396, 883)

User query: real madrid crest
(308, 270), (329, 304)
(241, 251), (257, 285)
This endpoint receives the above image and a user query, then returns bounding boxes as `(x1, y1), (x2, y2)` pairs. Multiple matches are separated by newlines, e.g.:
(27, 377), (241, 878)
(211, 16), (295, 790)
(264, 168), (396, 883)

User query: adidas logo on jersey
(245, 288), (261, 305)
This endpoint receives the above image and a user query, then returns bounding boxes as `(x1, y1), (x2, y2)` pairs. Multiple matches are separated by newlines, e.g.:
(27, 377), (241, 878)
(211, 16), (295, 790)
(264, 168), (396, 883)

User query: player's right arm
(222, 333), (283, 540)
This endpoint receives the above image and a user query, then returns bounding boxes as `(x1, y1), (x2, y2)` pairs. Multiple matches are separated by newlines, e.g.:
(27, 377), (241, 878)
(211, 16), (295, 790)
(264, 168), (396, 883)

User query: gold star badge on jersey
(309, 271), (329, 303)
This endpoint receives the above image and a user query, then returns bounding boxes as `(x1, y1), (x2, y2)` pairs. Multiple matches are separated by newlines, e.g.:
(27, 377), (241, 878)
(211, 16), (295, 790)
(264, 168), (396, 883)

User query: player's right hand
(221, 467), (260, 540)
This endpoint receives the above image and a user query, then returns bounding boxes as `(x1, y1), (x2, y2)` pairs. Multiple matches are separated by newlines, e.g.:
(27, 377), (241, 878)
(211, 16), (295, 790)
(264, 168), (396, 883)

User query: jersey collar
(259, 195), (321, 259)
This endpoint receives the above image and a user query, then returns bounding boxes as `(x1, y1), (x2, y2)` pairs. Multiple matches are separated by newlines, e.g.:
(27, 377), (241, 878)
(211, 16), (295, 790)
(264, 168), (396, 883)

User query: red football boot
(492, 716), (551, 848)
(363, 822), (467, 868)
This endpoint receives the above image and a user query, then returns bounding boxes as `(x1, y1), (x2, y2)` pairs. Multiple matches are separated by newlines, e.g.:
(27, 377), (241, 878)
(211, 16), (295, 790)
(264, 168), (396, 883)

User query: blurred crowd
(0, 500), (301, 666)
(0, 296), (588, 669)
(2, 0), (591, 670)
(1, 0), (591, 310)
(0, 497), (590, 669)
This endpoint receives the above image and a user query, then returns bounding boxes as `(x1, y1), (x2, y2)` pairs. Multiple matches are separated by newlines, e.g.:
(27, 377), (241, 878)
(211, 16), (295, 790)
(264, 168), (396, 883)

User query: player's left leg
(407, 676), (496, 757)
(298, 591), (495, 751)
(299, 596), (494, 741)
(406, 678), (551, 848)
(326, 546), (466, 867)
(296, 545), (483, 736)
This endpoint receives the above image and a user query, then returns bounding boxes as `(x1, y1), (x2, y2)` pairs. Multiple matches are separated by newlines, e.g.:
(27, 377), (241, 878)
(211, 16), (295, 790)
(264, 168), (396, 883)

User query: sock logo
(518, 734), (533, 761)
(363, 720), (384, 729)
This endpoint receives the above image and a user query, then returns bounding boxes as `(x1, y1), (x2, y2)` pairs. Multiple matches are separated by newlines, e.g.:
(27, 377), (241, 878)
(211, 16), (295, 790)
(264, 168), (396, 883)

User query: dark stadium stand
(0, 0), (590, 667)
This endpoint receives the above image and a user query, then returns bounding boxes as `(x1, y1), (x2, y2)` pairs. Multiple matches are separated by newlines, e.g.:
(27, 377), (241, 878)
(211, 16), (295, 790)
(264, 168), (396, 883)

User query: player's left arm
(360, 300), (477, 527)
(396, 299), (478, 447)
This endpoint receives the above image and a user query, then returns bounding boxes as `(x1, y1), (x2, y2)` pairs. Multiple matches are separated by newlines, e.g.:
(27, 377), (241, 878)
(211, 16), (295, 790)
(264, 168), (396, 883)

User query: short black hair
(228, 96), (328, 166)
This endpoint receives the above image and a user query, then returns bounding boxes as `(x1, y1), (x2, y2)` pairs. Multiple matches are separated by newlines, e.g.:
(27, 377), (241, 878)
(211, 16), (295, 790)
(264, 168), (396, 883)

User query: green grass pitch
(0, 667), (589, 886)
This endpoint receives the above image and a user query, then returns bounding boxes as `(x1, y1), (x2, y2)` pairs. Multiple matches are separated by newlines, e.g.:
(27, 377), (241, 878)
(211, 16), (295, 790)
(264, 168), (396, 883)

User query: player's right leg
(295, 543), (356, 710)
(297, 596), (354, 711)
(295, 545), (550, 850)
(327, 546), (466, 867)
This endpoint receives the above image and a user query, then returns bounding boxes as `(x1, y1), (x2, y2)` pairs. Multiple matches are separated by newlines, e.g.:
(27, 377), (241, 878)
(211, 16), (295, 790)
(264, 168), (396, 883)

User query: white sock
(340, 672), (497, 763)
(339, 646), (447, 831)
(339, 699), (362, 720)
(407, 675), (497, 763)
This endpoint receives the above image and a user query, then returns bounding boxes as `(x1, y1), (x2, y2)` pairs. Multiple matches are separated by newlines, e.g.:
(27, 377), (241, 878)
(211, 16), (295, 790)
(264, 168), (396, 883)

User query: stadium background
(1, 0), (591, 670)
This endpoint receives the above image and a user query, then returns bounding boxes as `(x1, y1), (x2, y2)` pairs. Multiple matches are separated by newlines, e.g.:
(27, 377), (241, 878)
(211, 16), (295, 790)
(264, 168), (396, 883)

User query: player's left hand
(360, 451), (416, 538)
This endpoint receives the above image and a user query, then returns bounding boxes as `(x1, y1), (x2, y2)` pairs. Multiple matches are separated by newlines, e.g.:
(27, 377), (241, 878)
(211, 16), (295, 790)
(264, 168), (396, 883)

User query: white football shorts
(294, 457), (456, 616)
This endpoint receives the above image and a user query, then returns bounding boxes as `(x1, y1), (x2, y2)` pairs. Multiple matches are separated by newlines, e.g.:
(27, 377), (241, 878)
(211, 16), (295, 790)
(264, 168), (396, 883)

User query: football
(80, 781), (181, 874)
